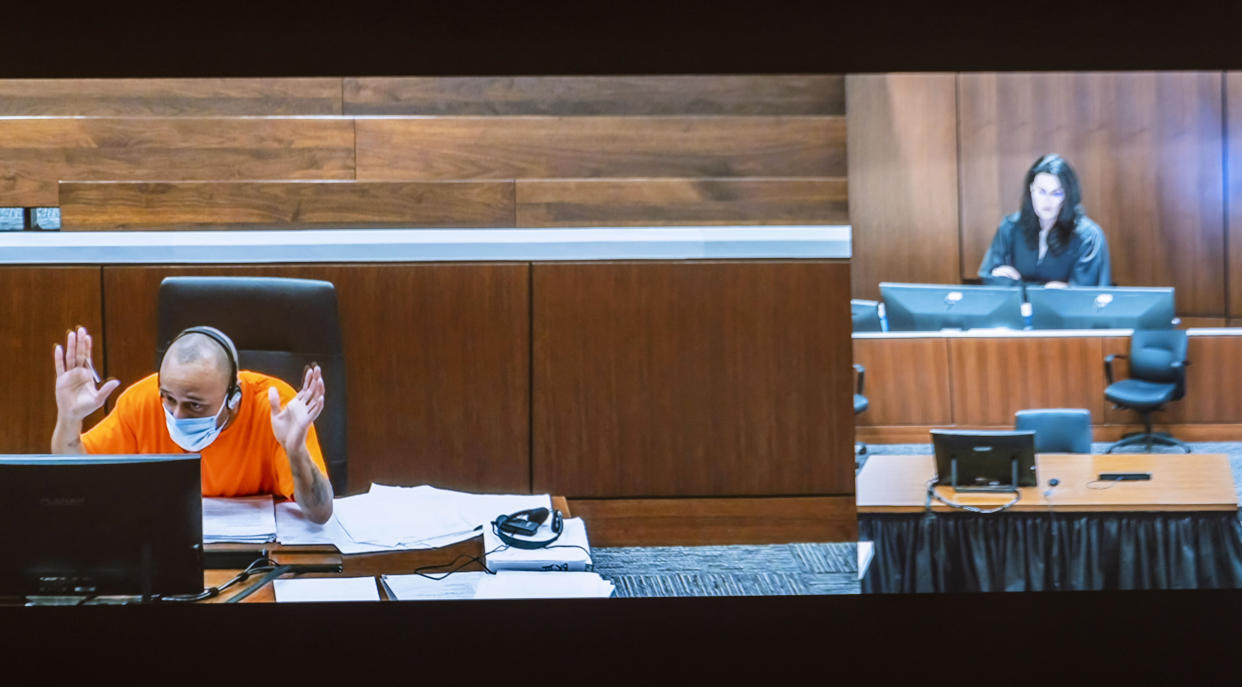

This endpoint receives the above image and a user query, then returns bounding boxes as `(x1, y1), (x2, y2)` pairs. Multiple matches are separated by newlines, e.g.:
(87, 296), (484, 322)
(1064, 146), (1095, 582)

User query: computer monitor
(931, 429), (1038, 491)
(879, 283), (1025, 331)
(0, 454), (203, 598)
(1026, 286), (1176, 330)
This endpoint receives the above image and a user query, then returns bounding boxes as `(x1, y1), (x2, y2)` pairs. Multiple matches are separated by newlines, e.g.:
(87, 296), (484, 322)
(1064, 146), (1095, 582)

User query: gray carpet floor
(597, 440), (1242, 598)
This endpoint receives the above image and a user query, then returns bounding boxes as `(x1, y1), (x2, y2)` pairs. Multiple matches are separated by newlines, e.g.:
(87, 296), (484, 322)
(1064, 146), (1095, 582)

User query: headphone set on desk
(492, 507), (563, 549)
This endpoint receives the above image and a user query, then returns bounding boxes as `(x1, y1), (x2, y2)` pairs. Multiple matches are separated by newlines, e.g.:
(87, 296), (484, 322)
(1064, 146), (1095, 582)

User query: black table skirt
(860, 511), (1242, 593)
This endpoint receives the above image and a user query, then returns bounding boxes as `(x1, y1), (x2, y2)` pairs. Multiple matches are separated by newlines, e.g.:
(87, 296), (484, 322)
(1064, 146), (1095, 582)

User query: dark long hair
(1017, 154), (1083, 255)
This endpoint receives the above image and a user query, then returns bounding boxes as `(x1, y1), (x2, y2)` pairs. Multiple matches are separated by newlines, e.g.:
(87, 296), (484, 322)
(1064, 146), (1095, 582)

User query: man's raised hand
(53, 326), (120, 422)
(268, 364), (325, 452)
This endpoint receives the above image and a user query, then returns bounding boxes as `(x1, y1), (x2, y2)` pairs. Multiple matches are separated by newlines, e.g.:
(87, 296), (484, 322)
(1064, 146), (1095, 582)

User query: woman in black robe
(978, 154), (1111, 287)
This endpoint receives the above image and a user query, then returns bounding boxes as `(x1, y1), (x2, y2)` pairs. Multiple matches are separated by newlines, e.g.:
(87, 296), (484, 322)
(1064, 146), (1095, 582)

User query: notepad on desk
(202, 495), (277, 544)
(381, 571), (615, 600)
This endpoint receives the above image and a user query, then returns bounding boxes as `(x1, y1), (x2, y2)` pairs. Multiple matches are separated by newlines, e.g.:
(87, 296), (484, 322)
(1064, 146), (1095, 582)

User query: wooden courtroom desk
(854, 328), (1242, 444)
(856, 454), (1242, 592)
(857, 453), (1238, 513)
(204, 496), (572, 603)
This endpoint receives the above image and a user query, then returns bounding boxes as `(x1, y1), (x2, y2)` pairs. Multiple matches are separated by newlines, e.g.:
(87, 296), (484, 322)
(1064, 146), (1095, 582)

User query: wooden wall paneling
(1227, 72), (1242, 319)
(957, 72), (1225, 316)
(531, 260), (853, 498)
(344, 75), (845, 115)
(0, 79), (343, 116)
(60, 181), (516, 230)
(845, 74), (961, 301)
(101, 264), (530, 496)
(948, 336), (1108, 426)
(568, 496), (857, 546)
(851, 337), (953, 426)
(0, 267), (104, 453)
(514, 178), (847, 227)
(0, 118), (355, 207)
(354, 116), (845, 180)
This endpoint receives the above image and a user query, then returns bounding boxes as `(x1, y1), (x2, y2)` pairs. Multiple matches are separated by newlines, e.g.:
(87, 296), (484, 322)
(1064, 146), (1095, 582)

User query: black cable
(224, 563), (343, 604)
(925, 478), (1022, 514)
(158, 556), (277, 603)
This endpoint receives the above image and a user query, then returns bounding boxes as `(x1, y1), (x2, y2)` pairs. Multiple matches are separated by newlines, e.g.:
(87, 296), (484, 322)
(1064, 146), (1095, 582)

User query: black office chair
(1103, 329), (1191, 454)
(156, 276), (350, 492)
(1014, 408), (1092, 454)
(854, 363), (869, 457)
(851, 299), (883, 332)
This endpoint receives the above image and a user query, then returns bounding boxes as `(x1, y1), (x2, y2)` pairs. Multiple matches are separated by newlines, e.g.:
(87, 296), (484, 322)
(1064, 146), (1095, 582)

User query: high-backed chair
(1014, 408), (1092, 454)
(156, 276), (349, 492)
(851, 299), (883, 332)
(854, 363), (869, 456)
(1103, 329), (1191, 454)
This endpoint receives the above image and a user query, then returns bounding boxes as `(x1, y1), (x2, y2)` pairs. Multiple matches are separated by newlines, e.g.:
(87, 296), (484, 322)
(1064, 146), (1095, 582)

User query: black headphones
(168, 326), (243, 410)
(492, 507), (563, 549)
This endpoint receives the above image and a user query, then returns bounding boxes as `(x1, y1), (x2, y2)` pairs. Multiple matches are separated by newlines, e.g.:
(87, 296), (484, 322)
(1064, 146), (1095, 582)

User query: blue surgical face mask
(164, 396), (229, 452)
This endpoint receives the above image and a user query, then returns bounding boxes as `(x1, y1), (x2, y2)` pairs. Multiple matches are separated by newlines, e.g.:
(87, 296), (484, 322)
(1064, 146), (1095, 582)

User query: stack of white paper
(272, 577), (381, 603)
(274, 484), (550, 555)
(482, 516), (594, 572)
(381, 571), (615, 601)
(202, 496), (277, 543)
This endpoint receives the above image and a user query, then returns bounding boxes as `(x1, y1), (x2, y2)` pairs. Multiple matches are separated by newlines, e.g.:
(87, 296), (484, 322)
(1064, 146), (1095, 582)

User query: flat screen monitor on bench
(1026, 286), (1176, 330)
(0, 454), (203, 599)
(879, 283), (1025, 331)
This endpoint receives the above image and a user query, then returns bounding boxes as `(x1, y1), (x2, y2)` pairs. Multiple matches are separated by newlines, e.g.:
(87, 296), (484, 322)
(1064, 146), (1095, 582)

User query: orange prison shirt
(81, 370), (328, 500)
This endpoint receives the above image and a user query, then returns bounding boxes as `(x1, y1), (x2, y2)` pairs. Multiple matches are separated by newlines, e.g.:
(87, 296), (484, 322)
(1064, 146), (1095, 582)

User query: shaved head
(161, 332), (232, 388)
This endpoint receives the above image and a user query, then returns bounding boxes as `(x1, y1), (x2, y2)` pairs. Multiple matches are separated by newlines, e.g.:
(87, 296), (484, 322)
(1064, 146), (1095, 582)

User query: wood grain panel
(858, 453), (1236, 512)
(532, 260), (853, 498)
(0, 78), (342, 115)
(845, 74), (961, 301)
(949, 336), (1109, 425)
(1100, 335), (1242, 425)
(0, 118), (355, 206)
(515, 177), (847, 227)
(355, 116), (845, 180)
(60, 181), (515, 230)
(344, 75), (845, 115)
(0, 267), (104, 453)
(958, 72), (1225, 315)
(1227, 72), (1242, 319)
(851, 337), (952, 426)
(101, 264), (529, 496)
(859, 423), (1242, 444)
(568, 496), (857, 546)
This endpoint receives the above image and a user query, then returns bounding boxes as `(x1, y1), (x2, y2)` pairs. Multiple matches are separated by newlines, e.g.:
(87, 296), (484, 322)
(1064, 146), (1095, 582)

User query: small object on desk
(1098, 472), (1152, 481)
(484, 516), (594, 572)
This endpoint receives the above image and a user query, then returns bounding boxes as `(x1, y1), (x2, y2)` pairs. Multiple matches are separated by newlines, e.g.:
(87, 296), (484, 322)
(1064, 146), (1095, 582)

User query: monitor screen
(931, 429), (1038, 490)
(0, 454), (203, 598)
(879, 283), (1024, 331)
(1026, 286), (1176, 330)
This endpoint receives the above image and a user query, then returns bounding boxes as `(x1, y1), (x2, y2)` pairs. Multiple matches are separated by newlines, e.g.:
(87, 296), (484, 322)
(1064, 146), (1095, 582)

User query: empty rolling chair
(1103, 329), (1191, 454)
(156, 276), (350, 492)
(1014, 408), (1092, 454)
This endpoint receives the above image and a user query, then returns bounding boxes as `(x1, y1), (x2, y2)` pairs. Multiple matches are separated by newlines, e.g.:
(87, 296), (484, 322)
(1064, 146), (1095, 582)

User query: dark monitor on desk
(879, 283), (1025, 331)
(1027, 286), (1176, 330)
(931, 429), (1038, 491)
(0, 454), (203, 598)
